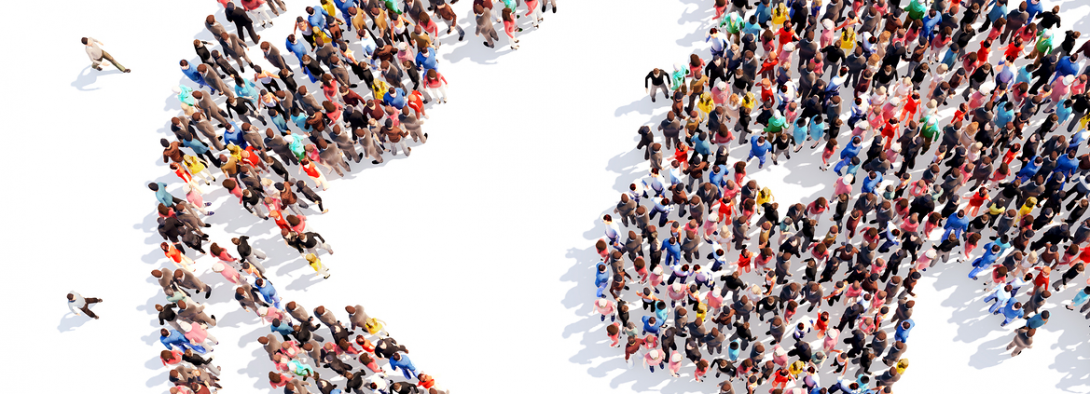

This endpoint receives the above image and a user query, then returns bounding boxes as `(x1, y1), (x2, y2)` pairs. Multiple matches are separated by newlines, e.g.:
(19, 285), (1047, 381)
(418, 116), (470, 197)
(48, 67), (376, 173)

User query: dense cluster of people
(141, 0), (559, 392)
(598, 0), (1090, 392)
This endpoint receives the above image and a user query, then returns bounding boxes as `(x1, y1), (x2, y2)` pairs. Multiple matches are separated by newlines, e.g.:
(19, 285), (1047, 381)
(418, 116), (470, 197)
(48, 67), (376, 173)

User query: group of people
(602, 0), (1090, 392)
(145, 0), (553, 392)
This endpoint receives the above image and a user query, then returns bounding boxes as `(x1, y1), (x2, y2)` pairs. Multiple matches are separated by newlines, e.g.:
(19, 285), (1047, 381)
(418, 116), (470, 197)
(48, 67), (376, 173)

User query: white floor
(2, 0), (1087, 393)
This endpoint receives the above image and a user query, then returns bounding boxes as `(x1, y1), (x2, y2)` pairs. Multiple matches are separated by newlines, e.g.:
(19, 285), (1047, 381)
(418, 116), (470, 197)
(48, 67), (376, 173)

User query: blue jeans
(748, 152), (767, 168)
(1000, 315), (1020, 326)
(833, 157), (852, 174)
(985, 295), (1007, 314)
(393, 365), (417, 380)
(941, 228), (964, 242)
(595, 280), (608, 298)
(664, 250), (680, 267)
(968, 264), (989, 280)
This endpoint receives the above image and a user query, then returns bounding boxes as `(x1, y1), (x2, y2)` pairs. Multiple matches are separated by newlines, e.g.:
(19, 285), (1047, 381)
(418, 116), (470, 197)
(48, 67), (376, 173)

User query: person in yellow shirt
(770, 4), (788, 31)
(305, 253), (331, 279)
(182, 155), (215, 185)
(696, 91), (715, 115)
(756, 187), (775, 207)
(371, 78), (389, 101)
(895, 358), (909, 375)
(839, 27), (856, 52)
(1017, 197), (1037, 220)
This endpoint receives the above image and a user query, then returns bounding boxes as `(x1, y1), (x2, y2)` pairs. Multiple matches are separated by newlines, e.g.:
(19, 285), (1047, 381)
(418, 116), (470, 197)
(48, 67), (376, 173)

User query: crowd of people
(597, 0), (1090, 392)
(143, 0), (558, 392)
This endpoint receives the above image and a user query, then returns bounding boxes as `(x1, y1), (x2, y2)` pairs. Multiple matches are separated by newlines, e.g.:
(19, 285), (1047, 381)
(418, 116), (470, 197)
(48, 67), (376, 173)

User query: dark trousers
(80, 298), (103, 319)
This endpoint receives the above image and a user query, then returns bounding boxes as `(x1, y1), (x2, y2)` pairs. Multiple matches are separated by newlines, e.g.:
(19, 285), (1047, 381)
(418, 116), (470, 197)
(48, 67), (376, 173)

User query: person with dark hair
(67, 291), (103, 319)
(81, 37), (129, 72)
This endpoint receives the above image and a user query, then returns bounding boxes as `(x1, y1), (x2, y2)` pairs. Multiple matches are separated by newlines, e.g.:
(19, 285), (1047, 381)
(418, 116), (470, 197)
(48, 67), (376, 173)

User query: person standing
(67, 291), (103, 319)
(82, 37), (130, 73)
(1006, 327), (1035, 357)
(474, 4), (500, 48)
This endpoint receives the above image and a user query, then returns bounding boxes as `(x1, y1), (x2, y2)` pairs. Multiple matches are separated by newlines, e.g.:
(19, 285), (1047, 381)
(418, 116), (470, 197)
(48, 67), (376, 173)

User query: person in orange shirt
(298, 158), (330, 191)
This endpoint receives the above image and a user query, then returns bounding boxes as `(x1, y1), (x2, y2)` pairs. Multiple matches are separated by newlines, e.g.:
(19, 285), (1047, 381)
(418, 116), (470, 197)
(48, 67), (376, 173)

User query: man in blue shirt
(834, 137), (863, 175)
(390, 352), (418, 379)
(942, 210), (971, 242)
(747, 135), (772, 169)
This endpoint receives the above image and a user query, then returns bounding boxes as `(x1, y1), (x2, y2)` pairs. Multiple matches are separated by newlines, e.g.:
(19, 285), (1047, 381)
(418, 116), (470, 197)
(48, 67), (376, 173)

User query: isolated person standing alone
(68, 291), (103, 319)
(82, 37), (130, 73)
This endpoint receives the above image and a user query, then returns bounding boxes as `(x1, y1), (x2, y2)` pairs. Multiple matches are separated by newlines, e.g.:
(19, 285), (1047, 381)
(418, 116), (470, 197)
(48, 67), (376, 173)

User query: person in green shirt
(764, 111), (787, 135)
(720, 11), (744, 44)
(1028, 29), (1054, 62)
(670, 63), (689, 93)
(905, 0), (926, 21)
(919, 116), (939, 153)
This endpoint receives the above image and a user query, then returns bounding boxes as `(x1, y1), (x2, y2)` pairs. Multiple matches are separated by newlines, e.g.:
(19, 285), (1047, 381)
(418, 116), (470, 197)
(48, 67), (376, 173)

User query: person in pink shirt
(606, 322), (621, 347)
(259, 306), (289, 325)
(524, 0), (543, 27)
(831, 174), (854, 199)
(182, 184), (213, 216)
(209, 243), (239, 264)
(593, 298), (616, 322)
(501, 8), (520, 50)
(667, 351), (684, 377)
(268, 371), (293, 389)
(644, 348), (667, 372)
(180, 320), (219, 350)
(1047, 75), (1075, 112)
(648, 265), (665, 290)
(667, 283), (687, 307)
(643, 333), (660, 350)
(161, 348), (185, 366)
(705, 285), (724, 314)
(424, 69), (448, 104)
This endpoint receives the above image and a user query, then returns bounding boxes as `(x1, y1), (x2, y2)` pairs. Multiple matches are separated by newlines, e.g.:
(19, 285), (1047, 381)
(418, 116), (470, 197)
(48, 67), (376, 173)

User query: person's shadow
(71, 66), (122, 91)
(57, 313), (92, 332)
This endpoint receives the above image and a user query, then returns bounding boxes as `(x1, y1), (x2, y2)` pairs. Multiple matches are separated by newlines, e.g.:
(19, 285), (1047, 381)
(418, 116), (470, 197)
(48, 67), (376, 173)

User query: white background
(1, 0), (1087, 393)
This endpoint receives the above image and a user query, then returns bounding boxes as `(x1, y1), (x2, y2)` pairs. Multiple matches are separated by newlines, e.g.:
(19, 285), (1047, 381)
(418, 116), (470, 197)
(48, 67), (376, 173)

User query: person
(67, 291), (103, 319)
(474, 4), (500, 48)
(82, 37), (130, 73)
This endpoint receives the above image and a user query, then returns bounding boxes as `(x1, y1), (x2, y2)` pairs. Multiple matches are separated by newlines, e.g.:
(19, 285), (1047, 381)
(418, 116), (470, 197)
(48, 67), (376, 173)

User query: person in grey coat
(172, 269), (212, 299)
(614, 194), (637, 226)
(704, 327), (726, 354)
(317, 138), (352, 177)
(1006, 327), (1034, 356)
(313, 305), (340, 328)
(354, 124), (385, 164)
(261, 41), (289, 70)
(399, 107), (427, 143)
(177, 300), (216, 327)
(197, 66), (234, 100)
(474, 4), (500, 48)
(346, 305), (371, 331)
(265, 129), (298, 164)
(330, 126), (361, 163)
(189, 113), (226, 149)
(766, 316), (787, 344)
(218, 32), (254, 73)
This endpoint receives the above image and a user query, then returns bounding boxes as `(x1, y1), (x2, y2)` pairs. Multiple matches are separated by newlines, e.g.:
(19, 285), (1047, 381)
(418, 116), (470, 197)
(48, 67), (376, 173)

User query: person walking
(82, 37), (130, 73)
(67, 291), (103, 319)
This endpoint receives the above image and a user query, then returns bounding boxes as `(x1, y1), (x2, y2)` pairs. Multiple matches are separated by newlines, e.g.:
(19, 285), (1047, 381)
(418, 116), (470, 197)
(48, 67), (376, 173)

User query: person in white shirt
(67, 291), (103, 319)
(81, 37), (130, 73)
